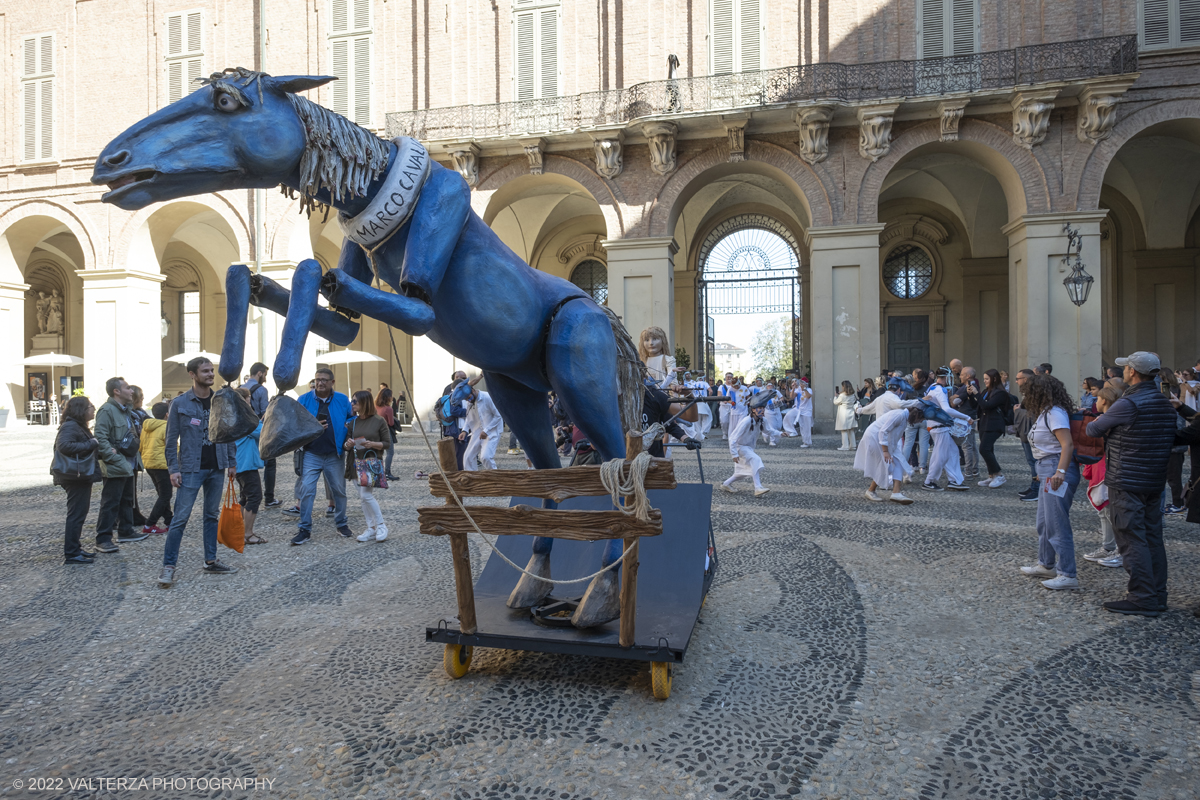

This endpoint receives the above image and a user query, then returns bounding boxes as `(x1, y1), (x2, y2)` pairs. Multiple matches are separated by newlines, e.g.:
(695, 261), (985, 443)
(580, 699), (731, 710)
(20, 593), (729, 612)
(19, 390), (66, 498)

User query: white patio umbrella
(317, 350), (385, 390)
(163, 351), (223, 365)
(20, 352), (85, 403)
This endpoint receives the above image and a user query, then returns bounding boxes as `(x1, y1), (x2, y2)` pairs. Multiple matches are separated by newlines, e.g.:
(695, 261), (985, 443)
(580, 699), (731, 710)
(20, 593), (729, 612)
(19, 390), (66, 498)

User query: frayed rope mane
(200, 68), (391, 219)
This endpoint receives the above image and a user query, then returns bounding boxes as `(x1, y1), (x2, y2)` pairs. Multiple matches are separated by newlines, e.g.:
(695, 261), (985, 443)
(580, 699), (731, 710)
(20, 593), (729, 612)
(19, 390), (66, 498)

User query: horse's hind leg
(272, 258), (323, 393)
(218, 264), (252, 385)
(483, 371), (560, 609)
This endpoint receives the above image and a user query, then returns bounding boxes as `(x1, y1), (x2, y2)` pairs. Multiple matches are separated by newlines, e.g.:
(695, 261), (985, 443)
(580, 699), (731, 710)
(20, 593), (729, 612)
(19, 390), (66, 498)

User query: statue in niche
(34, 291), (49, 335)
(45, 290), (63, 335)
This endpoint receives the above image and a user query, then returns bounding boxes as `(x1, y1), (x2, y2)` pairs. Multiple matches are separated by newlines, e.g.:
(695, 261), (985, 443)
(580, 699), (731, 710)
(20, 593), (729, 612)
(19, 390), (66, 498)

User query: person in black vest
(53, 396), (100, 564)
(1085, 351), (1178, 617)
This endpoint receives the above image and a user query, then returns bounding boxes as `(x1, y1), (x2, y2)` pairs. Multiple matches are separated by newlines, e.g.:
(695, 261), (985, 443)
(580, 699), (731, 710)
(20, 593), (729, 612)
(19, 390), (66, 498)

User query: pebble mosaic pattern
(0, 426), (1196, 799)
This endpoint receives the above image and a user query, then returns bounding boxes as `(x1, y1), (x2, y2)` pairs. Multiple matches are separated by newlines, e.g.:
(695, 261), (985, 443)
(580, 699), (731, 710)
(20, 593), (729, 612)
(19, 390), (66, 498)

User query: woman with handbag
(345, 391), (391, 543)
(53, 396), (100, 565)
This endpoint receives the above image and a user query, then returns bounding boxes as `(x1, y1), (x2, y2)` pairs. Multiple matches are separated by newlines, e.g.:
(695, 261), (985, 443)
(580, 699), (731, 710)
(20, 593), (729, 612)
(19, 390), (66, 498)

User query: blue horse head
(91, 68), (381, 212)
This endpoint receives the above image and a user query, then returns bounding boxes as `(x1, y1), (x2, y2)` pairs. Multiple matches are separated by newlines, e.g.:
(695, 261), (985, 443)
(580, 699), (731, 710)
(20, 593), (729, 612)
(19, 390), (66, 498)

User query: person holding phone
(290, 368), (353, 546)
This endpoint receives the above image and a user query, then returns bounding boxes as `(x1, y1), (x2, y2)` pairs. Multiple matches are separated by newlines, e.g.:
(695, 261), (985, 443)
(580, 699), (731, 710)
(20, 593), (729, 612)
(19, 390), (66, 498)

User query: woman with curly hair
(1019, 373), (1081, 590)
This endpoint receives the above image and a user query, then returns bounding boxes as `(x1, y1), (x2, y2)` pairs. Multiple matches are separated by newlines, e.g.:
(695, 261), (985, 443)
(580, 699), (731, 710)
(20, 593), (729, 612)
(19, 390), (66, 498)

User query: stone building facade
(2, 0), (1199, 424)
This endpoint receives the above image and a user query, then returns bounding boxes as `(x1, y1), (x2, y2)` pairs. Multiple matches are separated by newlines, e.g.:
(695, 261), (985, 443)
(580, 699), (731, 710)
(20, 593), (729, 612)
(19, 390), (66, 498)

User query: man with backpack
(437, 377), (473, 470)
(1085, 352), (1177, 616)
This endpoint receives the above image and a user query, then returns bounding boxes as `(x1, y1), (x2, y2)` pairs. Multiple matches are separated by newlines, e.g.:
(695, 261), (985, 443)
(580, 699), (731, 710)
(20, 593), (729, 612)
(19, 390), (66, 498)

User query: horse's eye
(215, 93), (239, 113)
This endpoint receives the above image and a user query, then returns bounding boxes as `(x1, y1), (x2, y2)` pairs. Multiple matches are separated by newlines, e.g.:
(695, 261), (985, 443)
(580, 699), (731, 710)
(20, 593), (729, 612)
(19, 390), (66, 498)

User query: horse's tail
(600, 305), (647, 438)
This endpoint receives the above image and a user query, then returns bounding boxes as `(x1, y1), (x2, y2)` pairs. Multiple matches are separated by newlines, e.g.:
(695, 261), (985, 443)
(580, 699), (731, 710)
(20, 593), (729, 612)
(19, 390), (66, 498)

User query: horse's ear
(266, 75), (337, 95)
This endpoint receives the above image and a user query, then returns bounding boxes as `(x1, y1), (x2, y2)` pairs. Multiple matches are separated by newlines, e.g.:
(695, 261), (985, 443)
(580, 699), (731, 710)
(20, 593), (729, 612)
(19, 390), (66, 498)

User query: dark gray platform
(426, 483), (714, 663)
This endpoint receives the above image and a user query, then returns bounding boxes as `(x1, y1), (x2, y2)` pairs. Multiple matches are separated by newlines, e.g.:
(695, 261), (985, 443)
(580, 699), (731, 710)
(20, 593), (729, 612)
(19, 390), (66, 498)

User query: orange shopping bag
(217, 474), (245, 553)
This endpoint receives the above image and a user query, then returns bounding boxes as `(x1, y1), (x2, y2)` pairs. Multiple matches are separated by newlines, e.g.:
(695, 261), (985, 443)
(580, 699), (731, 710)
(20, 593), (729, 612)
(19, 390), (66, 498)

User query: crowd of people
(48, 348), (1197, 618)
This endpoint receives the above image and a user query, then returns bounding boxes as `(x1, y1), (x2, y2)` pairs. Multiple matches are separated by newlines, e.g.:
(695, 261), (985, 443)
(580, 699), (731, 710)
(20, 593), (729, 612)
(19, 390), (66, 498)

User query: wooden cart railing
(417, 433), (676, 646)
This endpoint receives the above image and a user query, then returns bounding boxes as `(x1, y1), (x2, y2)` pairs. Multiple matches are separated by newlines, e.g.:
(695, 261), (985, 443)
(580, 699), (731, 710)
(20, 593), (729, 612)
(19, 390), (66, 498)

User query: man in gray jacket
(159, 357), (238, 587)
(93, 376), (146, 553)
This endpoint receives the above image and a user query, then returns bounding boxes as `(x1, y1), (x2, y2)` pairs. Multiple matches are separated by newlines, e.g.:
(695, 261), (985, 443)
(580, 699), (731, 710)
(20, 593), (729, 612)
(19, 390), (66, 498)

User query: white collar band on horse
(337, 138), (432, 249)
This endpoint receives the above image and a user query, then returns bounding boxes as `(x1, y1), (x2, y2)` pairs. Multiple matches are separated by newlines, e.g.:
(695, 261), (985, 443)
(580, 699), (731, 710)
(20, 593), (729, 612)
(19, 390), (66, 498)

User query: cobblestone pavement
(1, 424), (1198, 800)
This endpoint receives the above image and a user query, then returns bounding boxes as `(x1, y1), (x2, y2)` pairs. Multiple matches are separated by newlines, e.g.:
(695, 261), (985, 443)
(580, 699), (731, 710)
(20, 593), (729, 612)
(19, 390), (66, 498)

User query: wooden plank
(619, 537), (639, 648)
(436, 436), (476, 635)
(437, 437), (459, 473)
(428, 459), (676, 502)
(417, 505), (662, 540)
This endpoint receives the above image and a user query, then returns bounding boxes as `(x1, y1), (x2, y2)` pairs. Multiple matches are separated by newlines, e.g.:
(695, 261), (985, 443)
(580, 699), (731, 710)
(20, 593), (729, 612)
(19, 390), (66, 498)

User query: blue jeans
(904, 423), (930, 469)
(298, 451), (348, 533)
(162, 469), (224, 567)
(1021, 438), (1038, 482)
(1036, 456), (1080, 578)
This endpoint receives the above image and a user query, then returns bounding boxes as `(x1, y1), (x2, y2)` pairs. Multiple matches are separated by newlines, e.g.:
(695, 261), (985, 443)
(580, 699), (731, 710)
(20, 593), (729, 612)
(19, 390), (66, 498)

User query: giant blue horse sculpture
(92, 68), (646, 628)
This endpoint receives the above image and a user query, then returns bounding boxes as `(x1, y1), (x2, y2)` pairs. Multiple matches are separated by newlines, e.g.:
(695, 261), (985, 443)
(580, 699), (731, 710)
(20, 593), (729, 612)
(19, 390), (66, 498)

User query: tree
(751, 316), (793, 378)
(674, 345), (691, 370)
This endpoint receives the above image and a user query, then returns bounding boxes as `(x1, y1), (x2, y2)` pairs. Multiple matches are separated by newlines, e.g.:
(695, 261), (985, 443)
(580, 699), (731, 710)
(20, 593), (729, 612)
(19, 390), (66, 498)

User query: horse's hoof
(571, 569), (621, 628)
(507, 553), (553, 609)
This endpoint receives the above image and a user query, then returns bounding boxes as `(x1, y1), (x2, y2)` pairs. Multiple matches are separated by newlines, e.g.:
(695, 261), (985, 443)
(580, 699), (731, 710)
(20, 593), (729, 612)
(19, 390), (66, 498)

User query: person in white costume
(722, 405), (770, 497)
(728, 379), (750, 442)
(856, 404), (924, 504)
(762, 383), (784, 446)
(680, 372), (712, 441)
(857, 376), (911, 418)
(638, 326), (678, 390)
(462, 387), (504, 471)
(922, 367), (973, 492)
(782, 379), (813, 446)
(717, 373), (736, 439)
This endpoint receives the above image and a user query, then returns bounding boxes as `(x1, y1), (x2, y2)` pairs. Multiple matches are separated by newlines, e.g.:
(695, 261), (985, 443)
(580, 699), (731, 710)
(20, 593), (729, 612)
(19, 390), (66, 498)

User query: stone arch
(476, 154), (625, 236)
(650, 140), (835, 237)
(1077, 98), (1200, 210)
(113, 192), (251, 271)
(0, 200), (98, 277)
(857, 118), (1050, 225)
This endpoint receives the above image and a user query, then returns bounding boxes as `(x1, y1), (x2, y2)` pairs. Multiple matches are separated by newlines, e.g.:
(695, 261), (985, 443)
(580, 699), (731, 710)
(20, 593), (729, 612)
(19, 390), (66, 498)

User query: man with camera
(952, 366), (981, 481)
(94, 376), (145, 553)
(291, 367), (353, 546)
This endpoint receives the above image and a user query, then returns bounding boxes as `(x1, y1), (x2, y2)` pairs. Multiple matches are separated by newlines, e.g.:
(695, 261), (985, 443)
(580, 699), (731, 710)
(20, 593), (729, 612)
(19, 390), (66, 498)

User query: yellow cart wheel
(650, 661), (672, 700)
(443, 644), (473, 679)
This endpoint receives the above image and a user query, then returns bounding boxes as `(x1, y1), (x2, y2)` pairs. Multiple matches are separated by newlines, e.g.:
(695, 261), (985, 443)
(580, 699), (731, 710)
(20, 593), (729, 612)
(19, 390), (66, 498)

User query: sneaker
(507, 448), (520, 455)
(1165, 504), (1185, 515)
(144, 525), (168, 535)
(720, 483), (737, 494)
(1018, 488), (1039, 502)
(64, 554), (94, 565)
(800, 443), (810, 448)
(356, 528), (376, 542)
(282, 505), (301, 516)
(769, 441), (778, 447)
(158, 565), (175, 586)
(902, 473), (913, 484)
(988, 475), (1007, 488)
(837, 446), (849, 451)
(865, 490), (883, 502)
(264, 499), (282, 508)
(337, 525), (354, 538)
(946, 482), (969, 491)
(978, 477), (994, 487)
(115, 531), (148, 543)
(889, 492), (913, 505)
(1083, 547), (1117, 562)
(94, 540), (119, 554)
(1098, 553), (1124, 568)
(78, 550), (95, 559)
(290, 531), (312, 546)
(1042, 575), (1080, 590)
(375, 524), (389, 542)
(1103, 600), (1161, 617)
(203, 560), (238, 575)
(325, 506), (335, 517)
(753, 487), (771, 498)
(1020, 564), (1057, 578)
(921, 482), (942, 492)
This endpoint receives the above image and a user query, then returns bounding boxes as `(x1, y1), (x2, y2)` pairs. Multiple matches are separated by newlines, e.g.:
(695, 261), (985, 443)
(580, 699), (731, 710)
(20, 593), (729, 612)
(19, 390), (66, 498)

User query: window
(569, 260), (608, 304)
(180, 291), (201, 352)
(21, 33), (54, 162)
(882, 245), (934, 300)
(917, 0), (977, 58)
(513, 0), (559, 100)
(710, 0), (763, 74)
(1141, 0), (1200, 48)
(329, 0), (372, 124)
(165, 11), (204, 104)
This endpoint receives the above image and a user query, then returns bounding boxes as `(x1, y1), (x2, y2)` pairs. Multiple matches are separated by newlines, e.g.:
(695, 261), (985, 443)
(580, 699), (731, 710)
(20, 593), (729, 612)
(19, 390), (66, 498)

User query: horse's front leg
(321, 267), (436, 336)
(272, 259), (325, 393)
(396, 164), (470, 302)
(218, 264), (253, 384)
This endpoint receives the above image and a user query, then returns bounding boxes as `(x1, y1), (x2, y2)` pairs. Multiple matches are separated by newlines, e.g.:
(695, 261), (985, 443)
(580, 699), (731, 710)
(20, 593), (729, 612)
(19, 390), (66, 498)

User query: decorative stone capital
(448, 143), (481, 187)
(590, 131), (624, 179)
(1075, 82), (1132, 145)
(1011, 91), (1058, 150)
(857, 104), (899, 162)
(880, 215), (951, 247)
(642, 121), (678, 176)
(937, 100), (970, 143)
(794, 106), (835, 165)
(521, 138), (547, 175)
(557, 234), (606, 265)
(721, 114), (751, 163)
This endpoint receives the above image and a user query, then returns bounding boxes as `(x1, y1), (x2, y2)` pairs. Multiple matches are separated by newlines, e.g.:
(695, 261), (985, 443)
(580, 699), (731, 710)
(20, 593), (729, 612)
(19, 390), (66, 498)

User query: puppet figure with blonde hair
(638, 326), (677, 390)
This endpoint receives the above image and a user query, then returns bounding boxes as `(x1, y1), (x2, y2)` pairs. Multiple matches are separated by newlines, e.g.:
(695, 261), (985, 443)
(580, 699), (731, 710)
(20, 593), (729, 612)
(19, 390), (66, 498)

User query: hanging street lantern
(1062, 224), (1094, 307)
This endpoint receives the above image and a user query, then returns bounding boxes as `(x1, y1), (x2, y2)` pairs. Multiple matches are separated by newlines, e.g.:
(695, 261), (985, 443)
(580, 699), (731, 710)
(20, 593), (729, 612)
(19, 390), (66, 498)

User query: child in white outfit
(722, 407), (770, 497)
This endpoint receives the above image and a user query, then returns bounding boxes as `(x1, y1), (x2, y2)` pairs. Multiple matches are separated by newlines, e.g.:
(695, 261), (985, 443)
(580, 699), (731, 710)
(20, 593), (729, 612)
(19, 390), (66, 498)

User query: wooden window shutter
(23, 81), (38, 162)
(920, 0), (945, 58)
(167, 13), (183, 57)
(21, 35), (54, 161)
(331, 38), (350, 116)
(353, 35), (371, 123)
(711, 0), (735, 74)
(39, 79), (54, 160)
(515, 11), (536, 100)
(739, 0), (761, 71)
(950, 0), (975, 55)
(331, 0), (349, 34)
(23, 37), (37, 77)
(353, 0), (370, 32)
(167, 60), (184, 104)
(186, 12), (203, 54)
(539, 9), (558, 98)
(1180, 0), (1200, 43)
(1143, 0), (1170, 46)
(40, 34), (54, 75)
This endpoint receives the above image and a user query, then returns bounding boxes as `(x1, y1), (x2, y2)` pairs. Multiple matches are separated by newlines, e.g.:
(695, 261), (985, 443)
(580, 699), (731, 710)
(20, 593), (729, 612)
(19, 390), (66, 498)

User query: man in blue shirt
(290, 368), (353, 545)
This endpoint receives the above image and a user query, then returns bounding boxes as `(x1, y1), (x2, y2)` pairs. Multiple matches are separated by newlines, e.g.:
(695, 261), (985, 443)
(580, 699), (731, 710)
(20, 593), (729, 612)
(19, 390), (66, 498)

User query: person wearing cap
(722, 405), (770, 497)
(922, 367), (972, 492)
(1085, 351), (1178, 616)
(717, 373), (736, 439)
(785, 378), (813, 446)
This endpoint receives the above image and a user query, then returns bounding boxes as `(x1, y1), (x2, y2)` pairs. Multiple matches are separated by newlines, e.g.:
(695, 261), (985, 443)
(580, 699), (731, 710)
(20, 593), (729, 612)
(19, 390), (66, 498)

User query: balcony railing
(386, 35), (1138, 142)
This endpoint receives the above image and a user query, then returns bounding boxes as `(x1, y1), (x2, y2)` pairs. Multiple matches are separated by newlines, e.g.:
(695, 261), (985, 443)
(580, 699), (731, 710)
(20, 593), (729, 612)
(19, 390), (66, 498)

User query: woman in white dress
(638, 326), (677, 390)
(833, 381), (859, 450)
(856, 405), (923, 504)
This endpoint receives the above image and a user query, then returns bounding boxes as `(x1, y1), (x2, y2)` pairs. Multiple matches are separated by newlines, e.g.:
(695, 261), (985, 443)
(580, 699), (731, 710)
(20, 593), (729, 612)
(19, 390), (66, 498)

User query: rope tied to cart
(599, 423), (663, 522)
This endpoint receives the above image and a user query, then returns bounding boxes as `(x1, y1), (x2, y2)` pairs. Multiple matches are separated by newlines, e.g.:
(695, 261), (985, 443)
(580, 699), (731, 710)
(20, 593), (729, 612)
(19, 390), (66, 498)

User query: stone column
(1003, 211), (1106, 392)
(602, 237), (677, 348)
(79, 269), (165, 403)
(673, 270), (697, 371)
(0, 281), (29, 425)
(805, 225), (885, 424)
